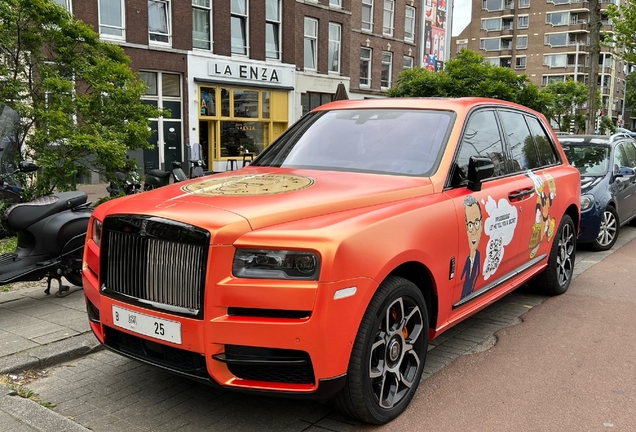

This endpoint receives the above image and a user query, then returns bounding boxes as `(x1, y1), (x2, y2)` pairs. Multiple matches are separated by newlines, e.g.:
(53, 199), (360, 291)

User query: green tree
(0, 0), (159, 197)
(542, 79), (589, 133)
(606, 1), (636, 65)
(387, 50), (551, 113)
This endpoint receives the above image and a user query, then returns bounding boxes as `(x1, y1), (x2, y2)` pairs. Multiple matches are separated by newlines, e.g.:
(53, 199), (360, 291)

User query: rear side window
(499, 110), (540, 172)
(526, 116), (560, 166)
(455, 110), (507, 179)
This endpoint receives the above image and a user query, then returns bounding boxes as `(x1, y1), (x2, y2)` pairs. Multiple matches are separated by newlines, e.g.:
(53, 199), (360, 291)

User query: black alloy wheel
(529, 214), (576, 296)
(333, 276), (428, 424)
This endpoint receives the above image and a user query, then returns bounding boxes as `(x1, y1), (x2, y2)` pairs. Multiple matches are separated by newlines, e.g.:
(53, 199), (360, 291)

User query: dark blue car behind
(559, 135), (636, 250)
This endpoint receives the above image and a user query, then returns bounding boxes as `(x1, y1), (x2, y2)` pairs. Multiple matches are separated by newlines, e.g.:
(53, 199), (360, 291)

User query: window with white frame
(328, 23), (341, 73)
(266, 0), (281, 59)
(99, 0), (125, 39)
(304, 18), (318, 70)
(482, 0), (503, 11)
(405, 6), (415, 43)
(546, 12), (569, 26)
(381, 51), (392, 89)
(542, 75), (567, 86)
(53, 0), (72, 11)
(360, 47), (372, 86)
(515, 56), (526, 69)
(383, 0), (394, 36)
(484, 57), (500, 66)
(481, 18), (502, 31)
(192, 0), (211, 50)
(544, 53), (568, 68)
(231, 0), (249, 55)
(517, 35), (528, 49)
(403, 56), (414, 70)
(519, 0), (530, 7)
(362, 0), (374, 32)
(329, 0), (342, 6)
(544, 33), (568, 47)
(148, 0), (171, 44)
(518, 15), (529, 29)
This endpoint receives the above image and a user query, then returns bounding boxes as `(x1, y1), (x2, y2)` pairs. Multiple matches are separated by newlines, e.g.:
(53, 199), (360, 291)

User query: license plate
(112, 305), (182, 345)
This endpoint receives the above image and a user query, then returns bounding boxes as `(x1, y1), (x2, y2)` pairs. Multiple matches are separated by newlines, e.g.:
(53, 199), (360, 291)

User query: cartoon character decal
(460, 196), (483, 299)
(527, 171), (557, 258)
(460, 195), (519, 300)
(482, 196), (518, 281)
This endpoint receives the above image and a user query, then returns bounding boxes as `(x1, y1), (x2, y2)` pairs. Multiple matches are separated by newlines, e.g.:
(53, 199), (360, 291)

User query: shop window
(262, 92), (270, 119)
(233, 89), (259, 118)
(200, 87), (216, 116)
(221, 88), (230, 117)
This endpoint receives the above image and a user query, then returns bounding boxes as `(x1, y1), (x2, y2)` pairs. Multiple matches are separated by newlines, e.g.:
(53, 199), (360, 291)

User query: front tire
(592, 206), (619, 251)
(333, 276), (428, 424)
(529, 214), (576, 296)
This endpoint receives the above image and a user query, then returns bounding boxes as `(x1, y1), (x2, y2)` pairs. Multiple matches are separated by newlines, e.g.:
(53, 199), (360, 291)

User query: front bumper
(83, 241), (375, 398)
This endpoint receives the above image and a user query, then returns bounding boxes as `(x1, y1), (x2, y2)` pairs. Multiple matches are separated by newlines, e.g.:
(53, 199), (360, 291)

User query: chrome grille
(102, 216), (209, 317)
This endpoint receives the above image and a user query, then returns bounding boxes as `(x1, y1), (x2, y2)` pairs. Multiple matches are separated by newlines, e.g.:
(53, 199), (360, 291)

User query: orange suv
(83, 98), (580, 424)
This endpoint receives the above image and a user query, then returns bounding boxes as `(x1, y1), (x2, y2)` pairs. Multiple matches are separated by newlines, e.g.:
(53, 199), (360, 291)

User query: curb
(0, 333), (103, 375)
(1, 385), (90, 431)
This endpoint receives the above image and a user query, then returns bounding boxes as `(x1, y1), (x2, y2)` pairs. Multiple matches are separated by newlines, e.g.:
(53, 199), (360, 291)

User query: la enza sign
(208, 61), (282, 83)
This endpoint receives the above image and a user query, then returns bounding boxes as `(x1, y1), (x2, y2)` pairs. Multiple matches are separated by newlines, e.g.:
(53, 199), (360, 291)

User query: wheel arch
(386, 261), (439, 332)
(565, 203), (580, 237)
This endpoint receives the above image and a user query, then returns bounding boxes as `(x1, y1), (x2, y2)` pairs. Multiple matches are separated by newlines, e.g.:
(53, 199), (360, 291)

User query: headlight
(91, 219), (103, 247)
(580, 194), (595, 211)
(232, 249), (320, 280)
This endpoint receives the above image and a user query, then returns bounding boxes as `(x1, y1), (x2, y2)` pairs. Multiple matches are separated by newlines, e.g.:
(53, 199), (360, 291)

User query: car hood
(97, 167), (435, 241)
(580, 175), (605, 193)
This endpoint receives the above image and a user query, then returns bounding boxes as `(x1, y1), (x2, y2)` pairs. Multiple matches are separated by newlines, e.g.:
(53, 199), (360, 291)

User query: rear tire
(529, 214), (576, 296)
(592, 206), (619, 251)
(333, 276), (428, 424)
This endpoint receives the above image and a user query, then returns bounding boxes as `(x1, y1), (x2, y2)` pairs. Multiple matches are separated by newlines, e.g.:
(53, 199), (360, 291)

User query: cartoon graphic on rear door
(528, 171), (557, 258)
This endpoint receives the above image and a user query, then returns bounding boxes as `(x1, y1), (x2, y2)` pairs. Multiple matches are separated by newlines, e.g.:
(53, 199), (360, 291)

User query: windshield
(561, 144), (609, 176)
(252, 109), (454, 176)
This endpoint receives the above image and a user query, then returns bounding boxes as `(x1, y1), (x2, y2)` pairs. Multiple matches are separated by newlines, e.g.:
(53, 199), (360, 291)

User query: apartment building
(53, 0), (424, 173)
(451, 0), (631, 129)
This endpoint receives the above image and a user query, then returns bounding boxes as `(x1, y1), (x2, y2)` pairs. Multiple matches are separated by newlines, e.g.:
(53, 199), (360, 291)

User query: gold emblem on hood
(180, 174), (315, 196)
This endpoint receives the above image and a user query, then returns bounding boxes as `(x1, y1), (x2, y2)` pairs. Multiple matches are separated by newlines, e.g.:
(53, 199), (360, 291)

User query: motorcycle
(143, 160), (188, 191)
(0, 105), (92, 297)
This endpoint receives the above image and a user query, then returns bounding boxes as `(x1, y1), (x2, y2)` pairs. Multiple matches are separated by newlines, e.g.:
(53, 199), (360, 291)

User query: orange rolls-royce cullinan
(83, 98), (580, 424)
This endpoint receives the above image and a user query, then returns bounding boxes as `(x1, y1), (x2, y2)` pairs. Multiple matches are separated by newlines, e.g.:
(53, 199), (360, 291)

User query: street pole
(571, 42), (580, 133)
(586, 0), (601, 134)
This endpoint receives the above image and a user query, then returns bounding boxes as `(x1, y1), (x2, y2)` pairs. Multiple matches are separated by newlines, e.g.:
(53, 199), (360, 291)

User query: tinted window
(253, 109), (453, 176)
(622, 141), (636, 167)
(454, 110), (506, 179)
(614, 143), (630, 169)
(526, 116), (559, 166)
(561, 145), (609, 176)
(499, 110), (540, 172)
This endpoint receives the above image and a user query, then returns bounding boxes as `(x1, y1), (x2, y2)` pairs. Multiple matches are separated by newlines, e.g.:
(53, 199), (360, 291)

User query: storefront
(188, 55), (295, 172)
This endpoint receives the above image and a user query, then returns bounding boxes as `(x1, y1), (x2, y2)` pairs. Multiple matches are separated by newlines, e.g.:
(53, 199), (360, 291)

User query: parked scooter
(189, 158), (206, 178)
(0, 161), (92, 296)
(106, 170), (142, 197)
(143, 160), (188, 191)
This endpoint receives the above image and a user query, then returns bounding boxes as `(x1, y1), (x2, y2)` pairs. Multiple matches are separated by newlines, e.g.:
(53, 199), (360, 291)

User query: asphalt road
(24, 226), (636, 432)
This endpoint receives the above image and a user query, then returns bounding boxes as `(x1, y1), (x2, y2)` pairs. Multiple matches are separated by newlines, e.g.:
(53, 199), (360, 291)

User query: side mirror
(18, 161), (39, 173)
(467, 156), (494, 192)
(617, 166), (635, 177)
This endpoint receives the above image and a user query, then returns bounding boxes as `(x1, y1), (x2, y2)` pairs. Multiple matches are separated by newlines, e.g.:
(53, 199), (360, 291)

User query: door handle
(508, 187), (534, 201)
